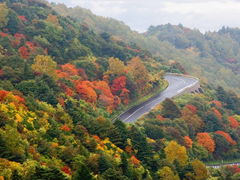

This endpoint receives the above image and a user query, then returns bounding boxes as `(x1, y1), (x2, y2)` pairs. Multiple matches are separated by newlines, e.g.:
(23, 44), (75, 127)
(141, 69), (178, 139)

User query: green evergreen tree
(73, 165), (94, 180)
(31, 167), (67, 180)
(162, 98), (181, 119)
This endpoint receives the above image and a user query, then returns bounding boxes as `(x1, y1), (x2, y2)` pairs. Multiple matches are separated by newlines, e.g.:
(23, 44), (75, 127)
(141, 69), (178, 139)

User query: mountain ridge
(50, 3), (240, 93)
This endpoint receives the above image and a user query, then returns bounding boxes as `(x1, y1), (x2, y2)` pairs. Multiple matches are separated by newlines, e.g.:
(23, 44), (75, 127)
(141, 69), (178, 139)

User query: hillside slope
(51, 3), (240, 93)
(0, 0), (240, 179)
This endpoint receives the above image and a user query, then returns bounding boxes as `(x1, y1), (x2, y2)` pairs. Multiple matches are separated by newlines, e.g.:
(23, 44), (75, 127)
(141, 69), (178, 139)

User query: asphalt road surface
(118, 74), (199, 123)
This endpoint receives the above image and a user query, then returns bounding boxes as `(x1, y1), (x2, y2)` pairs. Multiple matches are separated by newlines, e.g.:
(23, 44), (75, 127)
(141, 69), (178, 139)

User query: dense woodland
(50, 3), (240, 93)
(0, 0), (240, 180)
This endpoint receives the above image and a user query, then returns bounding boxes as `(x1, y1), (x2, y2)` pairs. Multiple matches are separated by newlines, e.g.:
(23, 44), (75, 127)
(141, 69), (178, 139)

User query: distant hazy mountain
(51, 3), (240, 93)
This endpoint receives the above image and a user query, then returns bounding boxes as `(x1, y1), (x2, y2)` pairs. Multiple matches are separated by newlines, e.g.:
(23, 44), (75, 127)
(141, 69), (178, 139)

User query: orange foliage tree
(129, 155), (141, 167)
(228, 116), (239, 129)
(215, 131), (236, 145)
(56, 63), (79, 79)
(46, 14), (59, 26)
(75, 81), (97, 103)
(212, 107), (222, 120)
(111, 76), (130, 105)
(196, 133), (215, 153)
(93, 81), (115, 111)
(0, 90), (25, 105)
(184, 136), (193, 148)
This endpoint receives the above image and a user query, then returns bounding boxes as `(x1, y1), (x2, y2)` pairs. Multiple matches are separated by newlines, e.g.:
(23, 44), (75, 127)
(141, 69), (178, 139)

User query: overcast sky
(48, 0), (240, 32)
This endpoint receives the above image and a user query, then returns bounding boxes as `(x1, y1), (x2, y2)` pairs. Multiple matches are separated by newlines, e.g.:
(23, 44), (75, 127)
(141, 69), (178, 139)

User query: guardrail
(166, 73), (201, 96)
(165, 73), (200, 81)
(112, 73), (201, 122)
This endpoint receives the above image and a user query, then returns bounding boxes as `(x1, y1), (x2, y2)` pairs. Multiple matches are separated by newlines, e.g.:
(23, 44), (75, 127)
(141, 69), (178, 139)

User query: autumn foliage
(130, 155), (141, 167)
(18, 16), (27, 22)
(196, 133), (215, 152)
(75, 81), (97, 103)
(0, 90), (25, 105)
(228, 116), (239, 129)
(164, 141), (188, 165)
(210, 100), (222, 108)
(215, 131), (236, 145)
(61, 166), (71, 175)
(184, 136), (193, 148)
(56, 63), (79, 79)
(60, 124), (71, 132)
(212, 107), (222, 120)
(111, 76), (127, 94)
(18, 46), (30, 59)
(185, 104), (197, 114)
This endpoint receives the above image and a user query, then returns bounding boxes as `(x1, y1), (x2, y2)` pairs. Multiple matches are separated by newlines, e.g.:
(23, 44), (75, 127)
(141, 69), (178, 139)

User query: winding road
(118, 74), (199, 123)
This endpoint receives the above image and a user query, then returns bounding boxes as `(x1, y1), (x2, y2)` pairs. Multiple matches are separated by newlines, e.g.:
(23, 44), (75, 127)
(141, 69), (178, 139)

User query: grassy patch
(205, 159), (240, 166)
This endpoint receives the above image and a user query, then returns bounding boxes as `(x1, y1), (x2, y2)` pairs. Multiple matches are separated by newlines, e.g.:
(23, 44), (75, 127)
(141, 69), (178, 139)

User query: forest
(0, 0), (240, 179)
(50, 3), (240, 94)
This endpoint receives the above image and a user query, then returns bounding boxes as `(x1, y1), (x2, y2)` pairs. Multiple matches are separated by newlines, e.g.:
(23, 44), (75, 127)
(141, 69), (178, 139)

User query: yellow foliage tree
(164, 141), (188, 166)
(31, 55), (57, 78)
(0, 3), (9, 28)
(191, 160), (209, 180)
(127, 57), (150, 94)
(157, 166), (180, 180)
(107, 57), (125, 75)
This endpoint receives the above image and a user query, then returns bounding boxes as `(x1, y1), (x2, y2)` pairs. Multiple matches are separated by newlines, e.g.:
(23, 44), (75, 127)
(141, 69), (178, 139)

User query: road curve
(118, 74), (199, 123)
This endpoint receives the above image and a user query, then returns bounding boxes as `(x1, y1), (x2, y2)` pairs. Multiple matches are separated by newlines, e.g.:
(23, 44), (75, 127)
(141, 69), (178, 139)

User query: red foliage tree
(111, 76), (127, 95)
(26, 41), (35, 50)
(0, 90), (9, 101)
(229, 116), (239, 129)
(93, 81), (115, 111)
(18, 16), (27, 22)
(60, 124), (71, 132)
(196, 133), (215, 153)
(18, 46), (30, 59)
(0, 69), (4, 76)
(14, 33), (26, 39)
(225, 165), (240, 175)
(0, 32), (9, 37)
(215, 131), (236, 145)
(210, 100), (222, 108)
(61, 166), (71, 175)
(185, 104), (197, 114)
(156, 115), (165, 121)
